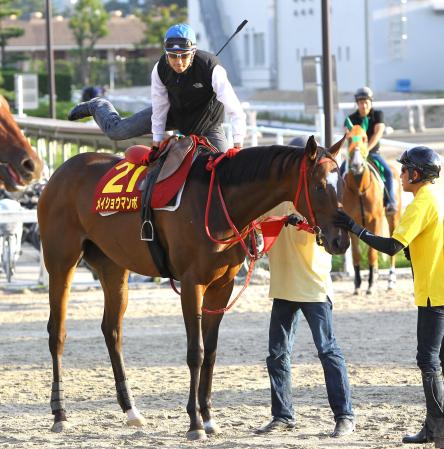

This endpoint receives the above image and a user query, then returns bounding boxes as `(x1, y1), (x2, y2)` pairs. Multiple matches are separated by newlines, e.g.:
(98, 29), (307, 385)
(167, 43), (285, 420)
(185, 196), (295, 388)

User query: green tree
(139, 3), (187, 48)
(0, 0), (24, 69)
(10, 0), (42, 17)
(69, 0), (108, 85)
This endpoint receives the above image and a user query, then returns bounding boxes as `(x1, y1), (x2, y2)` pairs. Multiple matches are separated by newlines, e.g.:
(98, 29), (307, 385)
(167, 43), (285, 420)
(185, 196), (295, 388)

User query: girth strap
(140, 151), (174, 279)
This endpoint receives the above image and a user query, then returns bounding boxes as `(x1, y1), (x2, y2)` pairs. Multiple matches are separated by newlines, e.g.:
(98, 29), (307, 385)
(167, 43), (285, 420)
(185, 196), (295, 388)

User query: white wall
(189, 0), (444, 93)
(370, 0), (444, 91)
(276, 0), (366, 92)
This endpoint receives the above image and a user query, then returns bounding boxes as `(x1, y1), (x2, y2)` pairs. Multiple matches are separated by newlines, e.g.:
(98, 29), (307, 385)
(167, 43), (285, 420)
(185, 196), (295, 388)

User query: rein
(200, 150), (334, 314)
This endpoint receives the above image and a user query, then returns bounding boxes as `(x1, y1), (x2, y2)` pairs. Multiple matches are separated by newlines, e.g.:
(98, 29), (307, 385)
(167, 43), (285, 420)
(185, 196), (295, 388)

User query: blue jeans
(266, 298), (354, 423)
(89, 98), (229, 152)
(417, 303), (444, 374)
(368, 152), (396, 208)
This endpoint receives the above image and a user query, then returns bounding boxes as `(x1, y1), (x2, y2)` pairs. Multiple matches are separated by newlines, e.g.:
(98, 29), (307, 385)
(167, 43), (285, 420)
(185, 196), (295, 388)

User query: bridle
(293, 153), (339, 246)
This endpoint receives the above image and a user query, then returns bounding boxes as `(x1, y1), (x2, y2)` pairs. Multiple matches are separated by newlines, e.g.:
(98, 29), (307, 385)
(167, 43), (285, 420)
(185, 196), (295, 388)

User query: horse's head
(0, 96), (43, 191)
(345, 116), (369, 175)
(296, 135), (350, 255)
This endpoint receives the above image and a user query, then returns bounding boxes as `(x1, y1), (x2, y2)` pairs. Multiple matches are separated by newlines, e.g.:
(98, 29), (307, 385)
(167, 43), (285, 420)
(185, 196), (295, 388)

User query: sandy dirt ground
(0, 274), (436, 449)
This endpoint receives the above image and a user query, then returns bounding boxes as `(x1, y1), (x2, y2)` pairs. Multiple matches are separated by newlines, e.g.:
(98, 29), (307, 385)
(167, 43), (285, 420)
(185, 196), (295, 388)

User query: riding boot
(423, 371), (444, 448)
(402, 422), (434, 444)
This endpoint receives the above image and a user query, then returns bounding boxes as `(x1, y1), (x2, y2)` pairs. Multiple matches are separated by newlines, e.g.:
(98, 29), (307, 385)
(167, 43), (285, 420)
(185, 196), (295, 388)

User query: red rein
(199, 152), (331, 314)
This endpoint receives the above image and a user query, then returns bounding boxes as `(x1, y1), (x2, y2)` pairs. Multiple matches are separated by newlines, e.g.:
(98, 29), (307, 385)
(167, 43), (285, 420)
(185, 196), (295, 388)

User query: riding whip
(216, 19), (248, 56)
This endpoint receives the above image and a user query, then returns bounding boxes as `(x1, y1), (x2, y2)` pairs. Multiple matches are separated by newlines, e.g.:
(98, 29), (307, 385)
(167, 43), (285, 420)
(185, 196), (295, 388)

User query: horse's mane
(190, 145), (306, 185)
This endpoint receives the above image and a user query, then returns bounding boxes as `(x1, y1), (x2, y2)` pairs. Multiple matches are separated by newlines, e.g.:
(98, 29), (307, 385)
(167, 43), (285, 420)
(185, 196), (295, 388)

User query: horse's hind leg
(180, 279), (206, 440)
(45, 240), (81, 432)
(83, 242), (145, 427)
(199, 280), (234, 435)
(386, 213), (397, 290)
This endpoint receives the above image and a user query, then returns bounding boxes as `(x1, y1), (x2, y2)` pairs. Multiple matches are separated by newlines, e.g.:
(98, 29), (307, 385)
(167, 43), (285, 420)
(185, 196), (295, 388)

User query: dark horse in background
(38, 136), (350, 440)
(0, 95), (42, 189)
(343, 118), (401, 295)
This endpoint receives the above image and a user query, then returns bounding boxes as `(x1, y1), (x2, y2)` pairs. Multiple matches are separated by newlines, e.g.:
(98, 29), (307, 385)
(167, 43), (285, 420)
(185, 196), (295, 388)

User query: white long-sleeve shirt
(151, 63), (246, 145)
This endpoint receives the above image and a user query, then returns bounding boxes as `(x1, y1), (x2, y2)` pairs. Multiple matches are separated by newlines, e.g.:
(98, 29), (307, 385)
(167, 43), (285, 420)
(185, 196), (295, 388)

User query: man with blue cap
(68, 23), (246, 152)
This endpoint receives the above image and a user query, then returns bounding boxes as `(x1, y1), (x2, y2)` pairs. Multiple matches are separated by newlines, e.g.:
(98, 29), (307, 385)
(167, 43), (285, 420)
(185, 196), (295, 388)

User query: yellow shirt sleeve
(392, 196), (434, 247)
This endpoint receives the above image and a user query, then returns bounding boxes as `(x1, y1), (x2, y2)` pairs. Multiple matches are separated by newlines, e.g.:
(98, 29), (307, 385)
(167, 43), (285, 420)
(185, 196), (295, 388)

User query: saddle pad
(93, 150), (195, 213)
(93, 159), (148, 213)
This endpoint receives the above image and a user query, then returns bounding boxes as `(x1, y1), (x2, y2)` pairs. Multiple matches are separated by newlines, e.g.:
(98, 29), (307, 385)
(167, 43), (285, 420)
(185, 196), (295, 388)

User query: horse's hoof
(204, 419), (221, 434)
(51, 420), (68, 433)
(186, 429), (207, 440)
(127, 416), (146, 427)
(126, 407), (146, 427)
(366, 289), (373, 296)
(353, 289), (360, 296)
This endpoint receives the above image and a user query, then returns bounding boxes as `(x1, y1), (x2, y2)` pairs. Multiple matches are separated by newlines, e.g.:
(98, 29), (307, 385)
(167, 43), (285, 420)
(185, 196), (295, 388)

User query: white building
(188, 0), (444, 92)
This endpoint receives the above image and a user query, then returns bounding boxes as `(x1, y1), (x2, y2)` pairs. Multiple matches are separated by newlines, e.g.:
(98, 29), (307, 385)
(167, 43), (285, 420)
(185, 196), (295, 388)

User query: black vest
(157, 50), (224, 135)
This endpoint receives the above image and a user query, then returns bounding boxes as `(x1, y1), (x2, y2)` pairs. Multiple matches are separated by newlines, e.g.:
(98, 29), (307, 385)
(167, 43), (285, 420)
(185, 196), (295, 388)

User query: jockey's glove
(333, 210), (365, 236)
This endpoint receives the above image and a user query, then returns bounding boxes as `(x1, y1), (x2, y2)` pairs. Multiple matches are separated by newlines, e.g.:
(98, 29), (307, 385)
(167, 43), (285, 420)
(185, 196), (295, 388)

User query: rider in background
(334, 146), (443, 445)
(344, 86), (397, 214)
(68, 23), (246, 152)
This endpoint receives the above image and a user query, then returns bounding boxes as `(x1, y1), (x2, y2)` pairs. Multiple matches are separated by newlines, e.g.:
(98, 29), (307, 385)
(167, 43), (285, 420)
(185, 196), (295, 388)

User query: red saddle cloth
(92, 144), (195, 213)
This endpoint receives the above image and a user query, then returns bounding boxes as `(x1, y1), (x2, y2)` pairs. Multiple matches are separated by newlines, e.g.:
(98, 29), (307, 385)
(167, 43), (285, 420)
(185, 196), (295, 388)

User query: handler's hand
(286, 213), (305, 226)
(333, 210), (365, 236)
(333, 210), (355, 231)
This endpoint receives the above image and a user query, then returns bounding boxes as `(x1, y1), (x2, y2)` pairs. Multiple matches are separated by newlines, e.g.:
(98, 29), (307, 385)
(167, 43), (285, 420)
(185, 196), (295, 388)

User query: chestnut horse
(0, 96), (42, 189)
(343, 117), (401, 295)
(38, 136), (350, 439)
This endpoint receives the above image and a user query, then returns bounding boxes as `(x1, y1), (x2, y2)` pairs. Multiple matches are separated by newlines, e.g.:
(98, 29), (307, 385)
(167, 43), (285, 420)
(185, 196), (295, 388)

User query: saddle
(93, 136), (198, 214)
(139, 135), (218, 278)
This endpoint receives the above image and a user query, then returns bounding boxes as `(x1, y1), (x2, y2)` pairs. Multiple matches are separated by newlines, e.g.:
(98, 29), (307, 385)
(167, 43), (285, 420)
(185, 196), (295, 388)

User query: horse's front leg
(181, 280), (206, 440)
(367, 219), (380, 295)
(199, 280), (234, 435)
(350, 233), (361, 295)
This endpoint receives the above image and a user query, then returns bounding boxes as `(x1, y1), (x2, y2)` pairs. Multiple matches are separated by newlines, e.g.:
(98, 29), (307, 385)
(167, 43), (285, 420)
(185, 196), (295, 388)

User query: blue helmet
(164, 24), (197, 52)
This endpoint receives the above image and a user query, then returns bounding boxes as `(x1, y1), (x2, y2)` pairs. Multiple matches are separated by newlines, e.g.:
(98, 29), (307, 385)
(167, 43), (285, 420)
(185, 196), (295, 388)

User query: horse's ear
(344, 117), (353, 131)
(361, 116), (369, 132)
(328, 134), (347, 158)
(304, 135), (318, 161)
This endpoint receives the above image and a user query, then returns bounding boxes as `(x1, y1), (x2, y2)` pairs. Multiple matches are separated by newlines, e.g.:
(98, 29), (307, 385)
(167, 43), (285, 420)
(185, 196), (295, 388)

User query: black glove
(333, 210), (364, 236)
(403, 246), (411, 261)
(286, 213), (305, 226)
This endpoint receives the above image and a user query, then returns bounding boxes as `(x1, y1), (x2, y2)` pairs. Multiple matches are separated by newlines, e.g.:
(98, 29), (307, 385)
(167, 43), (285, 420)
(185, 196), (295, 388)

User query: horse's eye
(315, 184), (326, 192)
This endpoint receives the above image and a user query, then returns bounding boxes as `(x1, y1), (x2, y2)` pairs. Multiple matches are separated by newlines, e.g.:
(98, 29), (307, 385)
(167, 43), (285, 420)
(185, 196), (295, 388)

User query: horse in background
(0, 96), (43, 189)
(343, 117), (401, 295)
(38, 136), (349, 440)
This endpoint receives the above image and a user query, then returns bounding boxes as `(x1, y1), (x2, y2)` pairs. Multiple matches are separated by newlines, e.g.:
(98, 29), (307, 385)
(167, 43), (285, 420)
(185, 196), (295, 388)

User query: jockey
(334, 146), (444, 446)
(68, 23), (246, 153)
(345, 87), (397, 214)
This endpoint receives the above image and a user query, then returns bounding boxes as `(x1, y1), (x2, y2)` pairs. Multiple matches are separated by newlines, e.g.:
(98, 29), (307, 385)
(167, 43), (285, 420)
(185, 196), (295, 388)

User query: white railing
(242, 98), (444, 134)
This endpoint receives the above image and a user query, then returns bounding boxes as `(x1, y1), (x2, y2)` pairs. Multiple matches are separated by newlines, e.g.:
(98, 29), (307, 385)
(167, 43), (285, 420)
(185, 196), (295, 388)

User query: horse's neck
(224, 156), (300, 228)
(347, 166), (372, 193)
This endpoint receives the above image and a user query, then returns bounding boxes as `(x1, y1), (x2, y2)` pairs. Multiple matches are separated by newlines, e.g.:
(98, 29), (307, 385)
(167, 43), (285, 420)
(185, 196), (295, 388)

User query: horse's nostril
(22, 157), (35, 174)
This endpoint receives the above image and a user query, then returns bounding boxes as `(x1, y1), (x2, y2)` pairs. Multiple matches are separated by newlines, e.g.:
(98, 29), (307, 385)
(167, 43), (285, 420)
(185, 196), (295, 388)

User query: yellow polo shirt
(392, 184), (444, 306)
(267, 202), (333, 302)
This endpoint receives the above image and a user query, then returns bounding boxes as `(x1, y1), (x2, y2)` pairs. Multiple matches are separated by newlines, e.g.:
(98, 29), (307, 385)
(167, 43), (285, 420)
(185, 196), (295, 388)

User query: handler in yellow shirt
(256, 201), (355, 437)
(334, 146), (443, 446)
